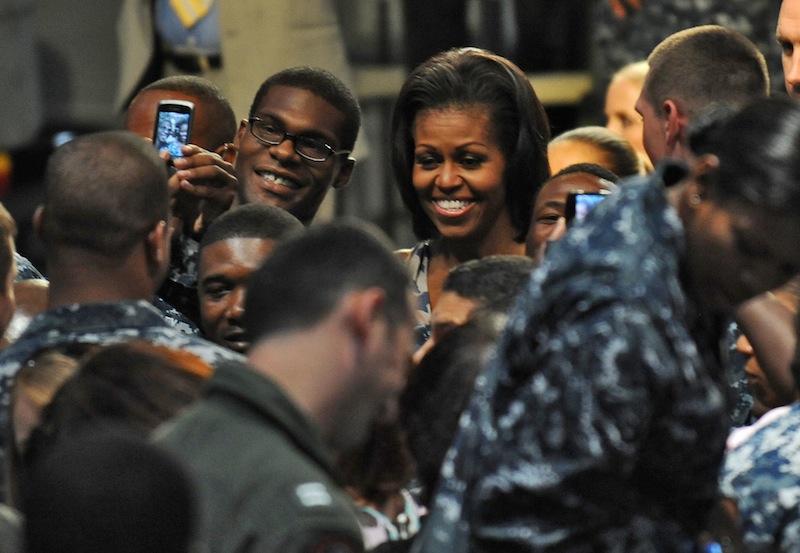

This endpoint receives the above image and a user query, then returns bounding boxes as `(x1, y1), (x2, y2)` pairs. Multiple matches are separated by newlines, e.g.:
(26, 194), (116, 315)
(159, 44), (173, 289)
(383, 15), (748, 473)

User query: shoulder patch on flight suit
(295, 482), (333, 507)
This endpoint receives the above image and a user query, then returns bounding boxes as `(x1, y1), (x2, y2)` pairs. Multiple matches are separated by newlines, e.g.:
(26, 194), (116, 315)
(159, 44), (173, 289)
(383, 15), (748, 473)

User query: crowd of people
(3, 2), (800, 553)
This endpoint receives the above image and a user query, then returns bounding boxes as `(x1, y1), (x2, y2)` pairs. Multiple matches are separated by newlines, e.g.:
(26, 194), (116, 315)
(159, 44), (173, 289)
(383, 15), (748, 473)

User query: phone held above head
(153, 100), (195, 160)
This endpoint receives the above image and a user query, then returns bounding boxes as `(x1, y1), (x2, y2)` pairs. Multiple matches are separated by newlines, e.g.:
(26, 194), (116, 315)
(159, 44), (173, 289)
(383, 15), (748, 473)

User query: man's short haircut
(199, 204), (304, 252)
(0, 203), (17, 285)
(243, 220), (410, 342)
(553, 162), (621, 184)
(248, 67), (361, 151)
(443, 255), (535, 314)
(643, 25), (769, 119)
(41, 131), (169, 258)
(136, 75), (237, 150)
(550, 126), (642, 177)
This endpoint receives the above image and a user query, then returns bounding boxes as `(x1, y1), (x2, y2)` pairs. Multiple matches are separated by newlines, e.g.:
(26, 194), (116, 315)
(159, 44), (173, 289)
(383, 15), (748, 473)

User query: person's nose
(735, 333), (753, 356)
(225, 287), (246, 322)
(269, 135), (302, 164)
(435, 160), (463, 191)
(786, 52), (800, 97)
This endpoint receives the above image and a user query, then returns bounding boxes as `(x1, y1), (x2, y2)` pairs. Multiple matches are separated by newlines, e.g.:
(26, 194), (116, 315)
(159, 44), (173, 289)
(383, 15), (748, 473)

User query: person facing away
(635, 25), (769, 166)
(0, 131), (243, 426)
(390, 47), (550, 346)
(777, 0), (800, 98)
(156, 220), (416, 553)
(233, 66), (361, 226)
(197, 203), (303, 353)
(412, 254), (535, 365)
(125, 75), (239, 327)
(411, 96), (800, 553)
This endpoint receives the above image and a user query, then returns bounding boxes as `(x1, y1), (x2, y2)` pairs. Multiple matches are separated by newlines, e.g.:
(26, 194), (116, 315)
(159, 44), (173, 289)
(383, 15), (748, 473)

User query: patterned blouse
(406, 240), (432, 348)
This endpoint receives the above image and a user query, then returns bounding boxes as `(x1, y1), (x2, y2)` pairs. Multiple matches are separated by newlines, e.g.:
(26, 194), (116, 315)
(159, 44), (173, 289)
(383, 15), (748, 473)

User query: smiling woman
(391, 47), (550, 344)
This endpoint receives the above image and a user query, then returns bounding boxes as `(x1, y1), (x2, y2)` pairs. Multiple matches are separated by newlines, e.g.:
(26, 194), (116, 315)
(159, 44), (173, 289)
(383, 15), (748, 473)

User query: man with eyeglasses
(233, 67), (361, 225)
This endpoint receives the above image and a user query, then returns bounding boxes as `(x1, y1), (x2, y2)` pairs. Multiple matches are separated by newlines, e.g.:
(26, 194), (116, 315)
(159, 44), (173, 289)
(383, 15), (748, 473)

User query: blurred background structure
(0, 0), (784, 273)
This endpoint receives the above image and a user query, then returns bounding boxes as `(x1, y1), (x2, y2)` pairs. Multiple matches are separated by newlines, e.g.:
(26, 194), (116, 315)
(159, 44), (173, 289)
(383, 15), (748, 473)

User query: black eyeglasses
(248, 117), (351, 162)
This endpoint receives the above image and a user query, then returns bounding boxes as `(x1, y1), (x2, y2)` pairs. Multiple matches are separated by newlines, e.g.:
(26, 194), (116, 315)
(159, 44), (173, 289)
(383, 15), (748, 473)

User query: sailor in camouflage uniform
(412, 98), (800, 553)
(0, 131), (242, 466)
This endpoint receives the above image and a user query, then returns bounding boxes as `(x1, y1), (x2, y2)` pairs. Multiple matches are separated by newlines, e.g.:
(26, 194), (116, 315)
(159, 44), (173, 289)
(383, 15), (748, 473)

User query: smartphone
(153, 100), (194, 159)
(565, 191), (610, 224)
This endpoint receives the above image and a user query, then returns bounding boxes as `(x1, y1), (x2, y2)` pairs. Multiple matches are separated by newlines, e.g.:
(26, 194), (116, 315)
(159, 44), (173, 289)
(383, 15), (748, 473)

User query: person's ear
(342, 287), (387, 347)
(145, 220), (170, 278)
(332, 157), (355, 190)
(32, 205), (45, 240)
(662, 99), (686, 149)
(232, 119), (249, 156)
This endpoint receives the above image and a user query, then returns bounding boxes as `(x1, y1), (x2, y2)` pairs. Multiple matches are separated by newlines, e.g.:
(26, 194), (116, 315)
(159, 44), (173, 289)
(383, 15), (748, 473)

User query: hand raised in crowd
(166, 143), (238, 238)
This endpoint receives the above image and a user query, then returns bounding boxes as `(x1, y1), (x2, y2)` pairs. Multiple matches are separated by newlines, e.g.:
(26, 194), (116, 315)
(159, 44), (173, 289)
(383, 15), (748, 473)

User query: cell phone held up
(153, 100), (195, 160)
(564, 190), (610, 224)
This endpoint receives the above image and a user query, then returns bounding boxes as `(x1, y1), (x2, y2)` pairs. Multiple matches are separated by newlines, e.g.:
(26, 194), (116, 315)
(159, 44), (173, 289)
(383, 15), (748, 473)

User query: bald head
(41, 131), (170, 258)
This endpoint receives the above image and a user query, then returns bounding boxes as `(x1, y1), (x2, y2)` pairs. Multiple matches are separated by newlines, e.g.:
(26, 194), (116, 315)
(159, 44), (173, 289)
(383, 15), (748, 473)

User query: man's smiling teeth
(435, 199), (474, 211)
(256, 170), (300, 190)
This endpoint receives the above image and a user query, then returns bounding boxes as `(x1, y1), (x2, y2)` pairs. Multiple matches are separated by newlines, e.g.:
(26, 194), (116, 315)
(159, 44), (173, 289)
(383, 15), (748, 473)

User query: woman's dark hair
(689, 97), (800, 214)
(21, 342), (209, 480)
(550, 126), (642, 178)
(391, 47), (551, 242)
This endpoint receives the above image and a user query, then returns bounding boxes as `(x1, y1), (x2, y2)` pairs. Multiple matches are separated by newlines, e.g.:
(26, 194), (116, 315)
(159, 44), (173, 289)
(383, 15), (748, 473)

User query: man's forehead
(779, 0), (800, 35)
(255, 85), (345, 133)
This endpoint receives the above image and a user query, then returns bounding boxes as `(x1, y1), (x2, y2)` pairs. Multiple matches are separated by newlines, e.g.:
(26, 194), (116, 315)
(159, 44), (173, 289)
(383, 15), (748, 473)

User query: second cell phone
(153, 100), (195, 159)
(565, 191), (610, 224)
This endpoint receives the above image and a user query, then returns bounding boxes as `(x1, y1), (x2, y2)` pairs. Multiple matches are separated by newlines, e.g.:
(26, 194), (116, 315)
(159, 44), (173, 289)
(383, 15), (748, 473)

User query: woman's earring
(689, 193), (702, 206)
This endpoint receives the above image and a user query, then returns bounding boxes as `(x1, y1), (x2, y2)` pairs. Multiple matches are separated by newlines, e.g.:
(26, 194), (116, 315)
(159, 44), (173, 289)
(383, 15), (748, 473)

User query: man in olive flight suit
(156, 220), (415, 553)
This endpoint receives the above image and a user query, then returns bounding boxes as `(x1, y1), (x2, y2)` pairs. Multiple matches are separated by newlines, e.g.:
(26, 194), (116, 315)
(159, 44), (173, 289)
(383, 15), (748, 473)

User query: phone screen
(565, 192), (609, 223)
(153, 101), (194, 159)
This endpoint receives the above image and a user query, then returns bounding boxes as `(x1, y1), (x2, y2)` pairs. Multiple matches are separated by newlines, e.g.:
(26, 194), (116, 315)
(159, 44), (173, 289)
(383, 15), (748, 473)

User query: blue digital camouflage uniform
(11, 251), (199, 335)
(156, 360), (364, 553)
(412, 161), (730, 553)
(0, 300), (243, 411)
(720, 402), (800, 552)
